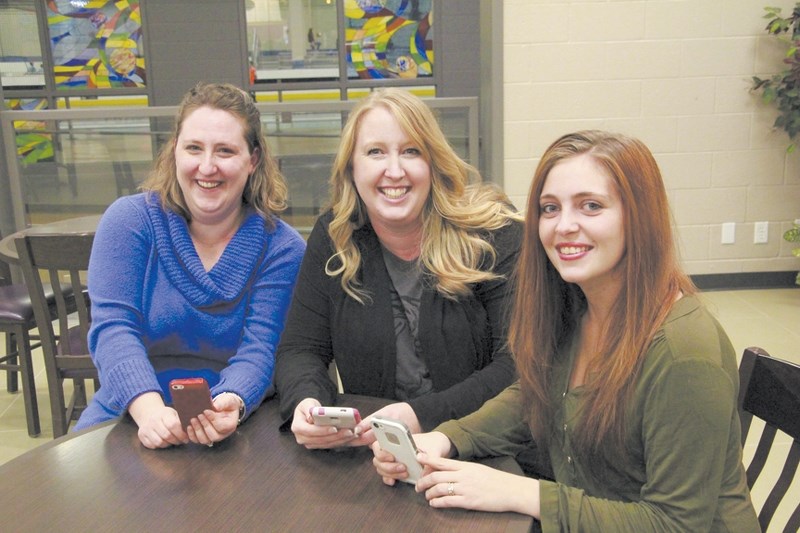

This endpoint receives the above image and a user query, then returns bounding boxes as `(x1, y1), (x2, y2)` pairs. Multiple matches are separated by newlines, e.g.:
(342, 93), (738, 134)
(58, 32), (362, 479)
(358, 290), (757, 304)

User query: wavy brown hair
(140, 82), (287, 228)
(326, 88), (520, 303)
(510, 130), (695, 460)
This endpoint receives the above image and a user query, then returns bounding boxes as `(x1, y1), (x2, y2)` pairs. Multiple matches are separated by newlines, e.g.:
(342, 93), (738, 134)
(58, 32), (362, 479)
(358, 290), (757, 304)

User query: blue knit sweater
(75, 192), (305, 429)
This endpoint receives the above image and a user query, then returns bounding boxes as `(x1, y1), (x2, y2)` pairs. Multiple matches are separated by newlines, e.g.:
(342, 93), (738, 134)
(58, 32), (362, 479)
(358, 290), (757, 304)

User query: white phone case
(371, 416), (423, 484)
(309, 406), (361, 429)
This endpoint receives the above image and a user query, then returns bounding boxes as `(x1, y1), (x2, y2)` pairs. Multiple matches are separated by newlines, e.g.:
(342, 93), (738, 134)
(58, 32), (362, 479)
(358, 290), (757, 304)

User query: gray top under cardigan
(274, 210), (522, 431)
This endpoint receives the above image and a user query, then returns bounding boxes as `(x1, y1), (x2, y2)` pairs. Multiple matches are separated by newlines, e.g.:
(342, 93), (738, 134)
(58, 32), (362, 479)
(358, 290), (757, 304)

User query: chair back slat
(738, 346), (800, 533)
(758, 441), (800, 532)
(745, 424), (776, 488)
(786, 497), (800, 533)
(47, 268), (72, 352)
(14, 233), (97, 437)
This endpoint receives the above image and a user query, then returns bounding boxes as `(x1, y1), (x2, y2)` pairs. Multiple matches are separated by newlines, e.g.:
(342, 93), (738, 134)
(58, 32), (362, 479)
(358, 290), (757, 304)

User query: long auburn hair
(326, 88), (520, 303)
(140, 82), (287, 228)
(509, 130), (695, 460)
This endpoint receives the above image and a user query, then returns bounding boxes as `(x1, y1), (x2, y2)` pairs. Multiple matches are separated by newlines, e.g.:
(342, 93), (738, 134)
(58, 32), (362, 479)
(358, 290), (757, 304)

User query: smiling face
(351, 106), (432, 236)
(538, 153), (626, 296)
(175, 106), (257, 226)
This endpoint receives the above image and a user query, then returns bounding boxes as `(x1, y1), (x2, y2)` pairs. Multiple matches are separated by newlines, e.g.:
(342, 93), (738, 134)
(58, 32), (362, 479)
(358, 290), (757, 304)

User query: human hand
(130, 391), (188, 449)
(371, 431), (452, 486)
(357, 401), (422, 445)
(290, 398), (361, 449)
(186, 393), (241, 446)
(415, 453), (541, 517)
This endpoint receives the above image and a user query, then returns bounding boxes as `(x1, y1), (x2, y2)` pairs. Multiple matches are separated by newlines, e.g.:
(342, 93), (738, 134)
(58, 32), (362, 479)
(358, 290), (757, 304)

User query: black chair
(15, 233), (97, 438)
(0, 250), (42, 436)
(738, 346), (800, 533)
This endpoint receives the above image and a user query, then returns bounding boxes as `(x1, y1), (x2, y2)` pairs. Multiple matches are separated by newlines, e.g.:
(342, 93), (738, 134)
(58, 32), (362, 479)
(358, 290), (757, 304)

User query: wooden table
(0, 394), (534, 532)
(0, 214), (101, 265)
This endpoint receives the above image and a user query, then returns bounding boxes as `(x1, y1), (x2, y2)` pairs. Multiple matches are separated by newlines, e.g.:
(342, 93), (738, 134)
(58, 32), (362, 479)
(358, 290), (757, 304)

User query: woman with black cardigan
(274, 88), (522, 449)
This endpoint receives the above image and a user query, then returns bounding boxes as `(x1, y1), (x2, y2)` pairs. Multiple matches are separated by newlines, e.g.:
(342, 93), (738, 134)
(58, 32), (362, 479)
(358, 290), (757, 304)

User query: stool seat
(0, 284), (37, 322)
(0, 284), (70, 322)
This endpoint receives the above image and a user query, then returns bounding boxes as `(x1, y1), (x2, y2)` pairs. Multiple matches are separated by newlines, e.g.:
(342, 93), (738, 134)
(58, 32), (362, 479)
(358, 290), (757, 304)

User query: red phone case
(169, 378), (213, 428)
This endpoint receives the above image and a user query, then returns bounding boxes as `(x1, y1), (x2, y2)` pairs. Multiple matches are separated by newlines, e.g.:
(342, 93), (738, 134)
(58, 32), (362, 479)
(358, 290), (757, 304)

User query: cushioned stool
(0, 264), (42, 437)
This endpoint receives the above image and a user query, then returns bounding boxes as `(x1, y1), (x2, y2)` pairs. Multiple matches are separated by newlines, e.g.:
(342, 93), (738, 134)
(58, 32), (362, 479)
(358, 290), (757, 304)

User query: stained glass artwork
(345, 0), (433, 79)
(5, 98), (53, 163)
(46, 0), (145, 89)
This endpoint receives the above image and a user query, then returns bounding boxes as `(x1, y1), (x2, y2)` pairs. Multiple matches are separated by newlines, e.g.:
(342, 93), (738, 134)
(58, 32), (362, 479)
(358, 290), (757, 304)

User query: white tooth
(561, 246), (586, 255)
(382, 187), (407, 199)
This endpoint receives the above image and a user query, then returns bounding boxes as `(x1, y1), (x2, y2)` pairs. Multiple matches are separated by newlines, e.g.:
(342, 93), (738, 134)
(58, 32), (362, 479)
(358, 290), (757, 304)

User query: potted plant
(786, 223), (800, 284)
(751, 4), (800, 285)
(751, 3), (800, 151)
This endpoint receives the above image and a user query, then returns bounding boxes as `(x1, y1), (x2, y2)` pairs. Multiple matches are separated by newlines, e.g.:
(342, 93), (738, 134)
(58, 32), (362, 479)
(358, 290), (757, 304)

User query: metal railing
(1, 97), (478, 235)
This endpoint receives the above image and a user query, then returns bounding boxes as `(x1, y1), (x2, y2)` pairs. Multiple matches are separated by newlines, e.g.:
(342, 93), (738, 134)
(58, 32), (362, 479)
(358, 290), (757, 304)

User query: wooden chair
(15, 233), (97, 438)
(738, 346), (800, 533)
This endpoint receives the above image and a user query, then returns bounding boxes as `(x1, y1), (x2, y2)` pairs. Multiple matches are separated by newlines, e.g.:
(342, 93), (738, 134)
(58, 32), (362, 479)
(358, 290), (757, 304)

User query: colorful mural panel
(345, 0), (433, 80)
(46, 0), (145, 89)
(5, 98), (53, 164)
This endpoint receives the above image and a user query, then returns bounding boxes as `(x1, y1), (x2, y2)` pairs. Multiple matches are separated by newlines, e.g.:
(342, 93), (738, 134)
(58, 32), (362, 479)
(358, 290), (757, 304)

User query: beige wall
(502, 0), (800, 276)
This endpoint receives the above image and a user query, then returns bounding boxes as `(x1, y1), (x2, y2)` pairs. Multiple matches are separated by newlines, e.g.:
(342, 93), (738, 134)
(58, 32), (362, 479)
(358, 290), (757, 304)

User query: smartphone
(309, 406), (361, 429)
(169, 378), (214, 428)
(371, 416), (423, 484)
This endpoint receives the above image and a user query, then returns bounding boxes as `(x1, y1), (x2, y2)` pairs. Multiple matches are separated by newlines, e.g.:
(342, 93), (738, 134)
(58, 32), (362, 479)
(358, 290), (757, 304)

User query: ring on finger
(447, 481), (455, 496)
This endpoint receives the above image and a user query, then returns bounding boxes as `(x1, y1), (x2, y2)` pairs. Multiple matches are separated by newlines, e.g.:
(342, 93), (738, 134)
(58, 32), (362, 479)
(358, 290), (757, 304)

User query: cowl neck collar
(146, 195), (267, 308)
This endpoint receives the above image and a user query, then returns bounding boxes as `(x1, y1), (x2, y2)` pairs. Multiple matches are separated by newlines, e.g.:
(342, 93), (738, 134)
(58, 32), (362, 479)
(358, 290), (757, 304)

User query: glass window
(0, 5), (45, 88)
(246, 0), (339, 82)
(19, 114), (156, 222)
(46, 0), (146, 90)
(345, 0), (433, 80)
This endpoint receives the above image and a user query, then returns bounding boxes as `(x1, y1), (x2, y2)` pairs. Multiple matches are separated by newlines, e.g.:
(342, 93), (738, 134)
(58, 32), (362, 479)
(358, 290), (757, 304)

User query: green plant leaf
(784, 226), (800, 242)
(751, 3), (800, 150)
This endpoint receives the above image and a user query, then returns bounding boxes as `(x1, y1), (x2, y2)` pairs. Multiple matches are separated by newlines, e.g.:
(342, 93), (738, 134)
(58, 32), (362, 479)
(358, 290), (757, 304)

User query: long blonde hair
(140, 82), (287, 227)
(510, 130), (695, 460)
(326, 88), (519, 303)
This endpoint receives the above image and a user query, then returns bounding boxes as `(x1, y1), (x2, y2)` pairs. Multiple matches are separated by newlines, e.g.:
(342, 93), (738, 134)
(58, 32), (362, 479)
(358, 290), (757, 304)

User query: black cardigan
(274, 211), (522, 431)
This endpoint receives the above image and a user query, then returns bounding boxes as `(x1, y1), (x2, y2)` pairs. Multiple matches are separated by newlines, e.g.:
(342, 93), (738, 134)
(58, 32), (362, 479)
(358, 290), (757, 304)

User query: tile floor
(0, 287), (798, 530)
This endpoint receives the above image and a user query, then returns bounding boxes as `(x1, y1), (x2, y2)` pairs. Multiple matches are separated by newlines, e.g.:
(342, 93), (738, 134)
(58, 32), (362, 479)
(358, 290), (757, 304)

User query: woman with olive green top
(436, 295), (756, 532)
(371, 131), (758, 532)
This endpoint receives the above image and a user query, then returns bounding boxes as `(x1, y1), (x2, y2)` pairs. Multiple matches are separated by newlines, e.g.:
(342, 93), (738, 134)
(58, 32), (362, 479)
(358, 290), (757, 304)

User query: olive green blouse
(436, 296), (759, 532)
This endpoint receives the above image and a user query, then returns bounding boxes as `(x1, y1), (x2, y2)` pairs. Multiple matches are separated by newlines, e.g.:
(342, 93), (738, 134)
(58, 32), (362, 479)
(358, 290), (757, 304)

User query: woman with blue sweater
(75, 83), (306, 449)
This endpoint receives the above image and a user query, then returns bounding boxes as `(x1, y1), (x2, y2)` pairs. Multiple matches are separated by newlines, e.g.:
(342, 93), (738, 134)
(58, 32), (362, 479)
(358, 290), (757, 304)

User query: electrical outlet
(754, 221), (769, 244)
(721, 222), (735, 244)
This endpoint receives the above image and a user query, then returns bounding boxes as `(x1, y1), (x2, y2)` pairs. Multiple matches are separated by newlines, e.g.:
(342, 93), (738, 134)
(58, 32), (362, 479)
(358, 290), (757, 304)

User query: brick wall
(502, 0), (800, 276)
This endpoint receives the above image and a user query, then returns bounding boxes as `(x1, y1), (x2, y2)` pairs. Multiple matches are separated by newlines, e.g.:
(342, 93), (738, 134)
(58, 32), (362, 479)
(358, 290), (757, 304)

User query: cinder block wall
(502, 0), (800, 276)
